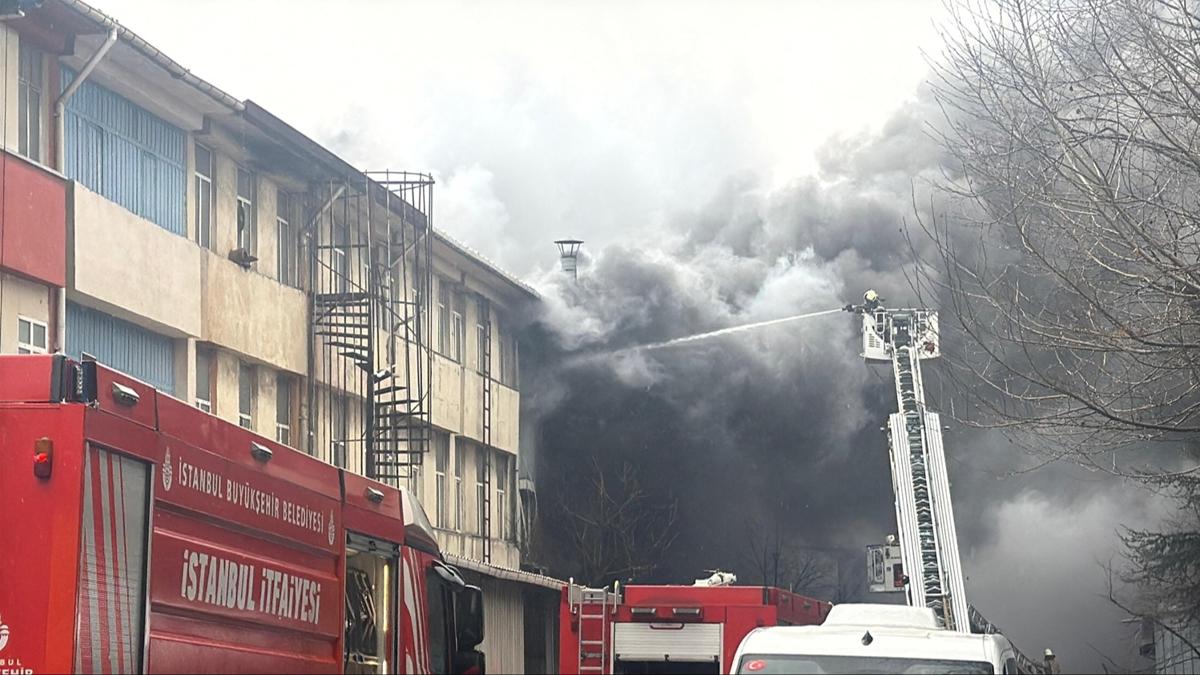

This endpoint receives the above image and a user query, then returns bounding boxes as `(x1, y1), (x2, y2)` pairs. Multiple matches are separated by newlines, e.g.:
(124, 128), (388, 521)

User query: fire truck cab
(559, 582), (831, 675)
(0, 355), (484, 674)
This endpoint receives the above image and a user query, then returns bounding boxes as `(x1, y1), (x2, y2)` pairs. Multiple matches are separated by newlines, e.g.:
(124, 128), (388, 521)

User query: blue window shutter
(61, 69), (186, 235)
(66, 302), (175, 393)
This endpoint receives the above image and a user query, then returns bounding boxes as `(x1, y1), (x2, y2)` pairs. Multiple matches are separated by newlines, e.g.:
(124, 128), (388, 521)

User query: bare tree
(559, 453), (679, 586)
(741, 518), (832, 596)
(830, 556), (866, 605)
(922, 0), (1200, 653)
(920, 0), (1200, 466)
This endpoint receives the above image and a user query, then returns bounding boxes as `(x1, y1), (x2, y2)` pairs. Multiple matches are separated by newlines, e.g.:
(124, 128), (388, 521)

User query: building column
(175, 337), (195, 403)
(256, 366), (276, 440)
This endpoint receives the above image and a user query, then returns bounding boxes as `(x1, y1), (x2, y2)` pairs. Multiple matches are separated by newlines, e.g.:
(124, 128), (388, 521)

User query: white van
(730, 604), (1019, 674)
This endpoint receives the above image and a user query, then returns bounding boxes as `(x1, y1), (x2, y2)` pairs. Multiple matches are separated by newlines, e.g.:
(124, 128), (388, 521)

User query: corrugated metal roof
(54, 0), (244, 112)
(435, 230), (540, 300)
(443, 553), (565, 592)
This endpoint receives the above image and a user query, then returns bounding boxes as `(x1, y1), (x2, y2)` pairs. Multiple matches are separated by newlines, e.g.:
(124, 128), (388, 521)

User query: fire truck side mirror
(455, 584), (485, 650)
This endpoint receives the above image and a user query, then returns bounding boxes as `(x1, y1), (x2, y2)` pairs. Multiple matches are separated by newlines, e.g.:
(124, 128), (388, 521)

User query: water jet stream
(568, 307), (844, 366)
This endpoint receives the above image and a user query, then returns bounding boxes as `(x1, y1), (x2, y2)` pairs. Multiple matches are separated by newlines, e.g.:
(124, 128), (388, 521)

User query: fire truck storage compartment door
(613, 622), (722, 662)
(76, 444), (151, 673)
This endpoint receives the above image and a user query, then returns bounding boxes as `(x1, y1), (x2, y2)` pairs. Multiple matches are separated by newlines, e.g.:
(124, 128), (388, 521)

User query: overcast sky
(94, 0), (947, 275)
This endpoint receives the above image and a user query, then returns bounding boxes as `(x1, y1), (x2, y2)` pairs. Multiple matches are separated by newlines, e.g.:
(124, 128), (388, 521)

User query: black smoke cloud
(521, 90), (1167, 672)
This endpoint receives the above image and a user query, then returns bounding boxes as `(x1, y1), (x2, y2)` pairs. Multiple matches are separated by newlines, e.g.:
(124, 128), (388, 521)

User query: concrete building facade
(0, 2), (553, 671)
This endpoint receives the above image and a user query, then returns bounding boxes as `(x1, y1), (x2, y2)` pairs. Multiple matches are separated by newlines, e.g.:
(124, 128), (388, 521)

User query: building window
(238, 363), (255, 429)
(332, 223), (350, 294)
(17, 316), (48, 354)
(331, 394), (347, 468)
(276, 374), (292, 446)
(194, 349), (212, 413)
(409, 459), (423, 501)
(495, 452), (508, 542)
(475, 447), (487, 536)
(454, 441), (464, 531)
(437, 278), (451, 357)
(17, 42), (43, 162)
(277, 190), (299, 287)
(434, 432), (449, 527)
(498, 320), (519, 388)
(373, 242), (392, 329)
(451, 291), (465, 363)
(194, 144), (214, 249)
(236, 168), (256, 254)
(476, 297), (489, 373)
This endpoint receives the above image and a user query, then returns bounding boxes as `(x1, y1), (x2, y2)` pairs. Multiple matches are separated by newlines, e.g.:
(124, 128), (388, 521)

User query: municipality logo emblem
(327, 510), (336, 546)
(162, 449), (173, 492)
(0, 612), (10, 652)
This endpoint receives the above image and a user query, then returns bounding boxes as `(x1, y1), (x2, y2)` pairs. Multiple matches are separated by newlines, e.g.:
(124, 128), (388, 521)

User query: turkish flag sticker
(745, 659), (767, 672)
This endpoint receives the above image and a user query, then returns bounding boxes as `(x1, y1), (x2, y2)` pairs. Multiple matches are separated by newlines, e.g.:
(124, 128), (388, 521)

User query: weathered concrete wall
(212, 153), (239, 257)
(202, 253), (306, 374)
(213, 349), (241, 428)
(70, 183), (202, 337)
(432, 354), (464, 431)
(494, 384), (519, 453)
(255, 177), (280, 281)
(432, 360), (519, 453)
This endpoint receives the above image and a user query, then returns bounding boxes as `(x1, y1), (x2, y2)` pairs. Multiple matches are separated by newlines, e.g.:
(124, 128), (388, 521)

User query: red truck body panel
(0, 355), (441, 674)
(559, 583), (832, 674)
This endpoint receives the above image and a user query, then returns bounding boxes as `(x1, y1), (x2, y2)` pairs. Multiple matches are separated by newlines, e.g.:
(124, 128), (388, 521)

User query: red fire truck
(559, 581), (832, 674)
(0, 355), (484, 674)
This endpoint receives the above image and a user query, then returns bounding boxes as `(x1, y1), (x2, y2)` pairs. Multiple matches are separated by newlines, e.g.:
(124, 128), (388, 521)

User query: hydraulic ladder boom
(846, 291), (970, 631)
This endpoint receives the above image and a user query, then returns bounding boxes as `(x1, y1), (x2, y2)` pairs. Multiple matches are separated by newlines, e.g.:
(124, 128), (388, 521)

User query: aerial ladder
(844, 290), (970, 632)
(845, 291), (1050, 673)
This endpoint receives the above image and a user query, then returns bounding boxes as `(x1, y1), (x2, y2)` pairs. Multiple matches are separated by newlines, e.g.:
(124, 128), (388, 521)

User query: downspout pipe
(51, 27), (117, 353)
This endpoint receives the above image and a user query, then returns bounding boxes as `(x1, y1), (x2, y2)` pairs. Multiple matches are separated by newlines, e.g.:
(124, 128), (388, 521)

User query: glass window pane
(276, 374), (290, 425)
(239, 365), (252, 415)
(436, 435), (448, 471)
(17, 85), (28, 156)
(195, 351), (211, 401)
(197, 182), (211, 248)
(277, 218), (291, 282)
(195, 144), (212, 178)
(26, 47), (41, 85)
(237, 169), (252, 197)
(32, 323), (46, 347)
(28, 90), (40, 162)
(18, 319), (30, 344)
